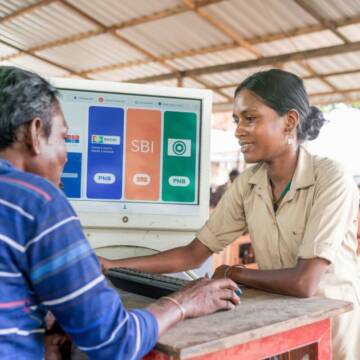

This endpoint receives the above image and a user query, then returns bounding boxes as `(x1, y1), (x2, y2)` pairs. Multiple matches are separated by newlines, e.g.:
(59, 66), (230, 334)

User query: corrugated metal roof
(199, 65), (273, 86)
(256, 30), (343, 57)
(0, 42), (18, 58)
(302, 0), (360, 21)
(167, 47), (255, 71)
(0, 2), (97, 48)
(220, 86), (237, 98)
(118, 12), (231, 56)
(1, 55), (69, 77)
(283, 62), (311, 77)
(0, 0), (359, 109)
(304, 78), (333, 94)
(306, 51), (360, 74)
(203, 0), (318, 39)
(310, 93), (346, 105)
(326, 72), (360, 90)
(66, 0), (180, 27)
(89, 62), (170, 81)
(338, 23), (360, 42)
(0, 0), (38, 17)
(37, 34), (147, 72)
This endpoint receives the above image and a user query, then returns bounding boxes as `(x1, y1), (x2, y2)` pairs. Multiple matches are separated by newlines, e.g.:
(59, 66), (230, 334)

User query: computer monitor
(52, 78), (212, 264)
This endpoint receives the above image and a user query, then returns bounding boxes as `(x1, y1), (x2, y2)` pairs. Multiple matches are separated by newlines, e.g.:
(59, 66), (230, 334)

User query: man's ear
(285, 109), (300, 135)
(24, 118), (44, 155)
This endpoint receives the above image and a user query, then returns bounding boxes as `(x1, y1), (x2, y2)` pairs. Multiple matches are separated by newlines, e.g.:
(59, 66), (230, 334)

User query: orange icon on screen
(124, 109), (161, 200)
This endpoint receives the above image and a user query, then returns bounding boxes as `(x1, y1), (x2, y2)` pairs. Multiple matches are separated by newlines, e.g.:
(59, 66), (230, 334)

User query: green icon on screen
(168, 139), (191, 157)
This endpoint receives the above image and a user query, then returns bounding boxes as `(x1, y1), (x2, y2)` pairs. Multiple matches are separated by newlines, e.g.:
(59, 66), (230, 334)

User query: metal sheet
(37, 34), (146, 72)
(118, 12), (231, 57)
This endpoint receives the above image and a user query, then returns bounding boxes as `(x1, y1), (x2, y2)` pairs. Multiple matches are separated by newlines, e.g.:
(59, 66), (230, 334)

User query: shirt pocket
(289, 229), (305, 248)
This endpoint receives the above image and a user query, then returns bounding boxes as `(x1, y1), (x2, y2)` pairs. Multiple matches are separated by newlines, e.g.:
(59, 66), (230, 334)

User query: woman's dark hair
(0, 66), (58, 150)
(234, 69), (326, 142)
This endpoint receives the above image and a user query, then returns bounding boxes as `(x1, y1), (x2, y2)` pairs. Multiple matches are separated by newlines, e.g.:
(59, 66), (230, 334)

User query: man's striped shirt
(0, 159), (158, 359)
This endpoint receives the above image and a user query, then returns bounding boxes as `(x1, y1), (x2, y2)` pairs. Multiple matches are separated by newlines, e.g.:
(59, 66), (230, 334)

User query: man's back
(0, 159), (57, 357)
(0, 159), (158, 359)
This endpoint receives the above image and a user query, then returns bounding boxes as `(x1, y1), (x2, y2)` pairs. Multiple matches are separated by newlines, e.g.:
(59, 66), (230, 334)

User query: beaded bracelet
(161, 296), (186, 321)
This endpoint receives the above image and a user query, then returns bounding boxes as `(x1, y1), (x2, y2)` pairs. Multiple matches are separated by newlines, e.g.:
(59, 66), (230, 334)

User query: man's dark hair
(0, 66), (58, 150)
(229, 169), (239, 179)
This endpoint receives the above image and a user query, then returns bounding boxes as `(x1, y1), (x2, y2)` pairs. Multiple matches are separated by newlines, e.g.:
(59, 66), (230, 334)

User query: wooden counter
(119, 288), (352, 360)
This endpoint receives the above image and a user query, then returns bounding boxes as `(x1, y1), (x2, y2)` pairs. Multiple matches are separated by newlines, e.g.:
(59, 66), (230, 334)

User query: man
(210, 169), (239, 208)
(0, 66), (240, 359)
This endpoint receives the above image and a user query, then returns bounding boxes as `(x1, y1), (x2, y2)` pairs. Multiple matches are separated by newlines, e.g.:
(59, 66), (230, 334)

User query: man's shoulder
(0, 166), (64, 206)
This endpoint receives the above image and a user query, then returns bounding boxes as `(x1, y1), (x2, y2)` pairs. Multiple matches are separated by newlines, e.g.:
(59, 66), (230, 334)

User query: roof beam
(0, 37), (88, 78)
(310, 87), (360, 97)
(1, 1), (360, 66)
(210, 68), (360, 90)
(79, 42), (236, 76)
(182, 0), (261, 57)
(294, 0), (349, 43)
(0, 0), (57, 24)
(131, 41), (360, 82)
(182, 0), (338, 101)
(60, 0), (232, 101)
(304, 68), (360, 80)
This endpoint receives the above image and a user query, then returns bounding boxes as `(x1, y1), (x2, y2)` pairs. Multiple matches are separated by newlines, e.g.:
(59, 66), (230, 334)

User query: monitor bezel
(51, 77), (212, 231)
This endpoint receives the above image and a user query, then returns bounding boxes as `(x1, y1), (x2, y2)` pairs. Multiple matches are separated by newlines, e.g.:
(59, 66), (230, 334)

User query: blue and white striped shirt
(0, 159), (158, 359)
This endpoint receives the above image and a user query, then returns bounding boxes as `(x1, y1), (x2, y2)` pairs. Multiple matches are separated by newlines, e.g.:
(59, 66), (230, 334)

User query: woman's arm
(98, 238), (213, 274)
(213, 257), (329, 298)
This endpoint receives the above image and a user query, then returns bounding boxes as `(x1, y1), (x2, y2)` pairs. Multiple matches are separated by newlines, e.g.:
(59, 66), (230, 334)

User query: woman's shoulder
(310, 153), (356, 190)
(312, 153), (348, 178)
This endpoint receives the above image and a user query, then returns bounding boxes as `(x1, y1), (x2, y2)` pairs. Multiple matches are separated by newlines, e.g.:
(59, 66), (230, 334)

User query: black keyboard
(107, 267), (190, 299)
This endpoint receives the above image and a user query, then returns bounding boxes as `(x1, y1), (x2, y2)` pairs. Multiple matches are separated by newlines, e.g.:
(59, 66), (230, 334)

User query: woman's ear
(285, 109), (300, 135)
(24, 117), (44, 155)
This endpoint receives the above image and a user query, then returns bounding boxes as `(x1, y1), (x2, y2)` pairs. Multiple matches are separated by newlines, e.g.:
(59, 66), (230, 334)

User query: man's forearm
(147, 299), (183, 336)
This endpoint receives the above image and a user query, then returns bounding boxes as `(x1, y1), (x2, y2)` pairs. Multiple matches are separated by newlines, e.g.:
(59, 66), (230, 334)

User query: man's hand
(44, 333), (68, 360)
(148, 277), (241, 335)
(45, 312), (70, 360)
(171, 277), (240, 318)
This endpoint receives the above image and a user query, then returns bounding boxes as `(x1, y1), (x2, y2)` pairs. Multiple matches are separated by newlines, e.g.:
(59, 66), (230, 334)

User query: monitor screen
(54, 79), (211, 231)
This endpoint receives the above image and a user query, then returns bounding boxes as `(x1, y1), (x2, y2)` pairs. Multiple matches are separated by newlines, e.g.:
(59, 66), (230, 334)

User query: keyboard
(107, 267), (190, 299)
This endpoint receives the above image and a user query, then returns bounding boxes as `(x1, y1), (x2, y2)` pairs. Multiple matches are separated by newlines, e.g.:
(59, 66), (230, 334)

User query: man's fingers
(219, 299), (236, 311)
(212, 277), (239, 291)
(220, 288), (241, 304)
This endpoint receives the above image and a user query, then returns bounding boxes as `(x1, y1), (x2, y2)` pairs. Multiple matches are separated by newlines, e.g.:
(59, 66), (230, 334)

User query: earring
(287, 137), (294, 145)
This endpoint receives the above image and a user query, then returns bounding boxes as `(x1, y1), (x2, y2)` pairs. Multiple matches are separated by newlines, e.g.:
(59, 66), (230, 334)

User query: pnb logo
(65, 134), (80, 144)
(167, 139), (191, 157)
(91, 135), (120, 145)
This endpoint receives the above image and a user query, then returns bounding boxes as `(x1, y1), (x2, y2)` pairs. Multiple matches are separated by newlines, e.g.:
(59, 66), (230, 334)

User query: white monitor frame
(51, 77), (212, 232)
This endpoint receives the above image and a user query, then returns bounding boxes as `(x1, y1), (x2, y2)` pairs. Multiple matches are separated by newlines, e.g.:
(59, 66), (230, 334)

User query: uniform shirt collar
(248, 145), (315, 190)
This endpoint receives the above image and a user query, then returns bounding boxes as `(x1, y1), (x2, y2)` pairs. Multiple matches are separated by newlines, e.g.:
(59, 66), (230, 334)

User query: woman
(100, 69), (360, 359)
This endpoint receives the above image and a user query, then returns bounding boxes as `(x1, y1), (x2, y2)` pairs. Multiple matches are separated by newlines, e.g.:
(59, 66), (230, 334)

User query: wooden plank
(156, 319), (330, 360)
(119, 289), (351, 359)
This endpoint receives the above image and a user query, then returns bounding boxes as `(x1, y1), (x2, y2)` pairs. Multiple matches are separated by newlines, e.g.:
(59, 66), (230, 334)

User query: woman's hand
(212, 264), (232, 279)
(97, 256), (113, 273)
